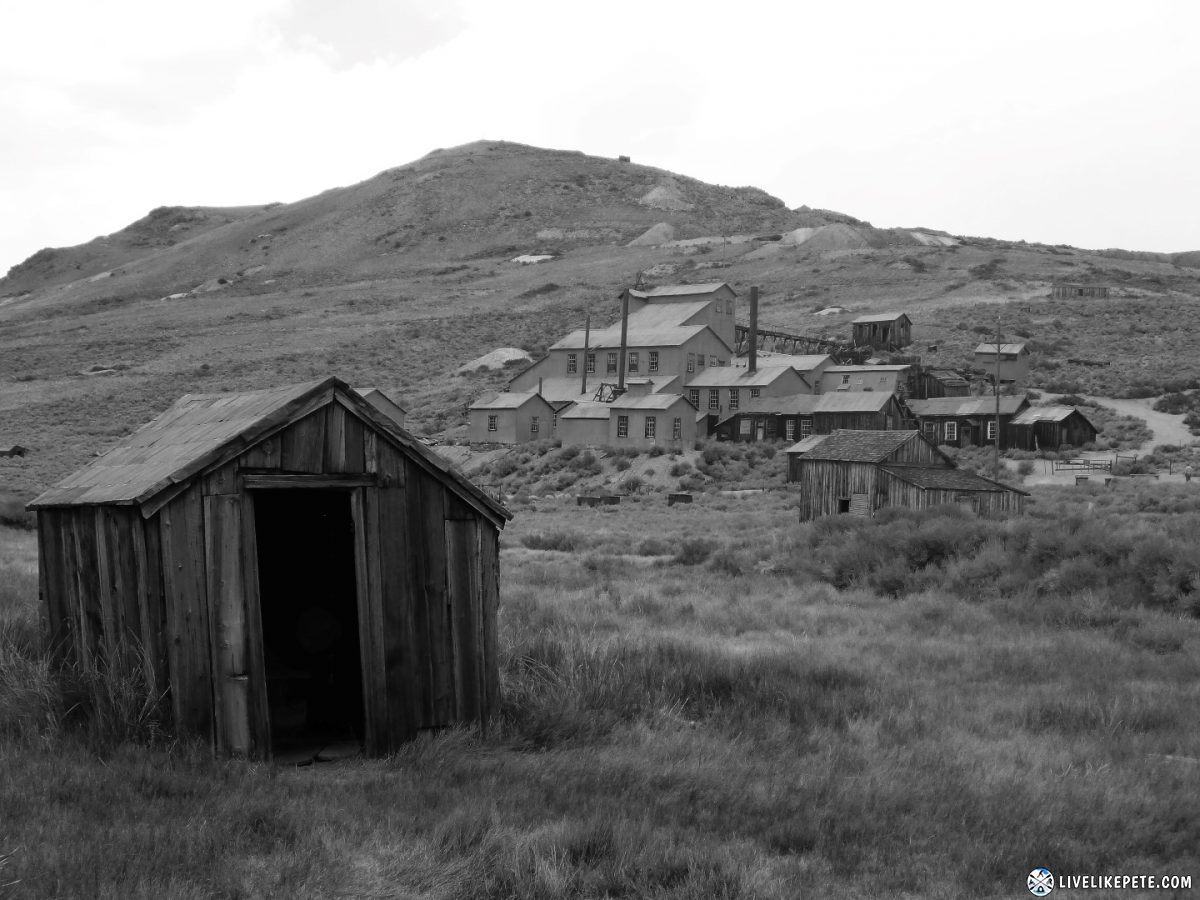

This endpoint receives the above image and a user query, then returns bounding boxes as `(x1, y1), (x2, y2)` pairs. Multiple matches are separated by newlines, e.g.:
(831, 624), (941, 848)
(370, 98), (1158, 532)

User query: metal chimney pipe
(618, 289), (629, 391)
(749, 286), (759, 374)
(581, 311), (591, 397)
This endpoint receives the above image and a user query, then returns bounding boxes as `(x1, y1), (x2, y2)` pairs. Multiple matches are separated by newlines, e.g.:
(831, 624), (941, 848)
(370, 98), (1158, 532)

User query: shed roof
(685, 366), (800, 388)
(802, 430), (924, 463)
(823, 364), (913, 373)
(974, 342), (1028, 355)
(610, 393), (695, 411)
(559, 401), (611, 420)
(730, 353), (830, 372)
(1011, 405), (1096, 428)
(880, 464), (1029, 495)
(906, 396), (1028, 418)
(30, 377), (511, 523)
(784, 435), (829, 455)
(852, 312), (911, 324)
(550, 323), (715, 351)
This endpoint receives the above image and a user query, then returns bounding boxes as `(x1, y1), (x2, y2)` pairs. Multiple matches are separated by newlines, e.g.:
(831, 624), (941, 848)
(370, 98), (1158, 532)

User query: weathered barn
(1052, 283), (1109, 300)
(906, 395), (1030, 448)
(1009, 405), (1099, 451)
(851, 313), (912, 350)
(28, 377), (511, 760)
(788, 430), (1026, 520)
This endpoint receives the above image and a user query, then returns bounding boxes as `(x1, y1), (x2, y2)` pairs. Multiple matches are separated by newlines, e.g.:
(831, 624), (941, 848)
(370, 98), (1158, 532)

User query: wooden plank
(240, 434), (281, 470)
(479, 526), (501, 723)
(238, 494), (270, 761)
(352, 487), (388, 754)
(343, 412), (366, 474)
(204, 494), (251, 756)
(132, 515), (163, 699)
(325, 402), (349, 473)
(203, 461), (239, 497)
(416, 470), (453, 726)
(160, 489), (215, 746)
(280, 409), (327, 473)
(363, 432), (377, 476)
(379, 485), (418, 746)
(110, 509), (142, 669)
(375, 439), (406, 489)
(70, 511), (101, 673)
(58, 513), (86, 669)
(37, 511), (69, 663)
(445, 519), (481, 724)
(241, 473), (377, 490)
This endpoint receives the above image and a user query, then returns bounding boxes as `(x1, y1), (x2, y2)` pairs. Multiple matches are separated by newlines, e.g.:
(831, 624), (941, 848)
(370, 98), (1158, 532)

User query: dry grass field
(3, 483), (1199, 899)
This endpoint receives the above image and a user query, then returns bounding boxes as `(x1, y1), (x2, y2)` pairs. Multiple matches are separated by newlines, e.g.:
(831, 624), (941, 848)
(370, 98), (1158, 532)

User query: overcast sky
(2, 0), (1197, 276)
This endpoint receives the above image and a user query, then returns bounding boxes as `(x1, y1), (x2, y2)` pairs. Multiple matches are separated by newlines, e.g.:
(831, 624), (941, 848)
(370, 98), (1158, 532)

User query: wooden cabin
(714, 391), (907, 443)
(28, 377), (511, 760)
(1052, 283), (1109, 300)
(788, 429), (1026, 520)
(1009, 406), (1099, 451)
(973, 342), (1030, 384)
(906, 396), (1029, 449)
(851, 313), (912, 350)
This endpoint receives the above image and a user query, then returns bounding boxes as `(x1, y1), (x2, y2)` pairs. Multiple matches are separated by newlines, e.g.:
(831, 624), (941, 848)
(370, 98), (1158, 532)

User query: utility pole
(580, 311), (591, 397)
(993, 312), (1001, 472)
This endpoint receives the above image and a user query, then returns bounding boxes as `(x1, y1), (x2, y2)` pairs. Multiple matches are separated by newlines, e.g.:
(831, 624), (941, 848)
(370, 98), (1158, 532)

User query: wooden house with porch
(787, 430), (1027, 520)
(27, 377), (511, 761)
(906, 396), (1030, 449)
(1009, 405), (1099, 451)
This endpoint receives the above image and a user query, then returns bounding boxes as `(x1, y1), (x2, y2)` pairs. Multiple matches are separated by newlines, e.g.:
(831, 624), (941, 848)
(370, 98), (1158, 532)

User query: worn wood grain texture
(343, 410), (366, 474)
(160, 490), (214, 745)
(240, 435), (281, 470)
(445, 519), (481, 724)
(375, 438), (407, 489)
(324, 403), (349, 473)
(379, 485), (418, 746)
(352, 488), (385, 753)
(205, 494), (251, 755)
(70, 511), (101, 673)
(417, 469), (453, 726)
(281, 409), (326, 473)
(238, 494), (270, 759)
(479, 526), (501, 720)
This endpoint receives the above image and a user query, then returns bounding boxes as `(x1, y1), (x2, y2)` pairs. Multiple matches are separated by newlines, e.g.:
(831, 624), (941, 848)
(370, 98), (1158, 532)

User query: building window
(750, 388), (760, 399)
(687, 353), (695, 373)
(766, 417), (777, 437)
(688, 388), (699, 407)
(552, 411), (558, 431)
(986, 420), (998, 441)
(607, 352), (617, 374)
(645, 416), (656, 439)
(617, 415), (629, 438)
(715, 299), (723, 313)
(945, 421), (958, 443)
(800, 418), (812, 437)
(628, 351), (639, 373)
(785, 420), (796, 441)
(727, 304), (732, 316)
(709, 356), (718, 367)
(487, 414), (497, 432)
(672, 417), (682, 440)
(728, 389), (739, 410)
(841, 374), (851, 385)
(586, 353), (595, 374)
(649, 351), (659, 372)
(530, 416), (540, 434)
(708, 389), (719, 411)
(567, 353), (577, 374)
(698, 354), (706, 368)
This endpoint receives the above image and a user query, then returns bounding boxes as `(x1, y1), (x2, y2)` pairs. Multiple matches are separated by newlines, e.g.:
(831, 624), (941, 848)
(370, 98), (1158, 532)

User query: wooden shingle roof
(29, 377), (511, 524)
(880, 464), (1028, 494)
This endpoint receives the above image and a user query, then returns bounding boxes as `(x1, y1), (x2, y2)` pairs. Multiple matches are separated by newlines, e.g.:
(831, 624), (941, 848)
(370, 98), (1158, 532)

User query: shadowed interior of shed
(254, 489), (364, 753)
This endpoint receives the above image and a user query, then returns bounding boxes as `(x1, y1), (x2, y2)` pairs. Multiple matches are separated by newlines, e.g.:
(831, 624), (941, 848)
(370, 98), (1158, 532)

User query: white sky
(2, 0), (1197, 275)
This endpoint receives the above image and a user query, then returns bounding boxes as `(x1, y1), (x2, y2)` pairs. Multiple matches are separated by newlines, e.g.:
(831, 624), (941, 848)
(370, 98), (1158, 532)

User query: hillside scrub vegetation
(3, 484), (1200, 897)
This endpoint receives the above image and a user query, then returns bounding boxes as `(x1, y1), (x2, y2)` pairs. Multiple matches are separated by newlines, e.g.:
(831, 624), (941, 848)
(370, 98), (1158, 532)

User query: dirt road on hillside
(1077, 396), (1197, 449)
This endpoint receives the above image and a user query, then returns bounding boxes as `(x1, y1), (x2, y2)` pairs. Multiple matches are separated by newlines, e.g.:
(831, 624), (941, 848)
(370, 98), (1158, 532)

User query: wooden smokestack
(581, 311), (591, 397)
(749, 286), (759, 373)
(618, 289), (629, 391)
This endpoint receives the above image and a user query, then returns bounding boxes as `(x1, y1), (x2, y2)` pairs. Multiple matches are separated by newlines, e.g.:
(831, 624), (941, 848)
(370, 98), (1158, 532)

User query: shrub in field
(521, 531), (584, 552)
(668, 460), (692, 477)
(674, 537), (717, 566)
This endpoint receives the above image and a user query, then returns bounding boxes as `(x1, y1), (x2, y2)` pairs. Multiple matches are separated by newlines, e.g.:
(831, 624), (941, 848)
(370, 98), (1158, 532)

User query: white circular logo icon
(1028, 868), (1054, 895)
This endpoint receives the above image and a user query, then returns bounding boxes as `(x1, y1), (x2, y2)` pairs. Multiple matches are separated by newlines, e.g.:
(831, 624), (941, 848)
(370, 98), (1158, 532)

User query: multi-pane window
(715, 300), (723, 313)
(842, 374), (851, 385)
(986, 421), (998, 441)
(924, 421), (937, 439)
(648, 351), (659, 372)
(607, 352), (618, 374)
(800, 418), (813, 438)
(530, 416), (540, 435)
(645, 416), (656, 439)
(945, 421), (958, 443)
(687, 353), (695, 373)
(552, 411), (558, 431)
(628, 352), (639, 373)
(785, 420), (796, 441)
(697, 354), (705, 368)
(708, 389), (719, 411)
(728, 389), (739, 411)
(750, 388), (761, 399)
(617, 415), (629, 438)
(688, 389), (699, 407)
(586, 353), (596, 374)
(487, 414), (497, 432)
(709, 356), (718, 367)
(566, 354), (577, 374)
(672, 417), (682, 440)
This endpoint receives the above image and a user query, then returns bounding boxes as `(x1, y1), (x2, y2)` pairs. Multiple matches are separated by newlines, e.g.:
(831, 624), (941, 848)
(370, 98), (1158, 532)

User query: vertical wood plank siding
(204, 494), (252, 755)
(378, 485), (419, 747)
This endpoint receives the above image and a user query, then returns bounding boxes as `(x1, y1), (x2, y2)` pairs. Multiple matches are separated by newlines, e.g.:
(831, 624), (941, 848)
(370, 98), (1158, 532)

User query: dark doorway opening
(254, 489), (363, 756)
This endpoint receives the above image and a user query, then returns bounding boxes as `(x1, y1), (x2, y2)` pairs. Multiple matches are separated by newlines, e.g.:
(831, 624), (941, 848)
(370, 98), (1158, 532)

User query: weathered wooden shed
(851, 313), (912, 350)
(789, 429), (1026, 520)
(1009, 405), (1099, 451)
(28, 377), (511, 760)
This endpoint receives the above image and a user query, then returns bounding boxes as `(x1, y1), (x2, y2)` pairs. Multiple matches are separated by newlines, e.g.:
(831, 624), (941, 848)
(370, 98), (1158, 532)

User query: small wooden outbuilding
(789, 429), (1026, 520)
(28, 377), (511, 760)
(1009, 405), (1099, 450)
(851, 313), (912, 350)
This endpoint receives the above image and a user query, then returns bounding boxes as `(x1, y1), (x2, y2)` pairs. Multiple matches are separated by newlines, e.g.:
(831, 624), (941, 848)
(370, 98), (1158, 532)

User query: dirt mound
(457, 347), (533, 373)
(638, 182), (693, 211)
(627, 223), (677, 246)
